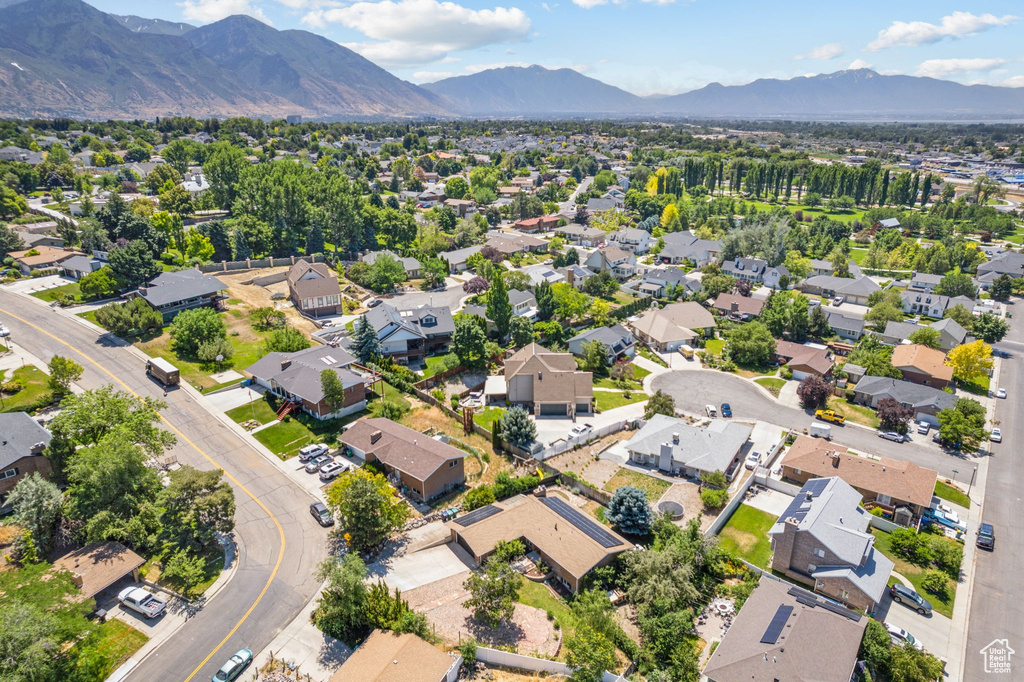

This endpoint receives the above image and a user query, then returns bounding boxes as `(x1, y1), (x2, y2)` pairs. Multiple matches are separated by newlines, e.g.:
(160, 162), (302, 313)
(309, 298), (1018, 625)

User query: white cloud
(572, 0), (612, 8)
(916, 57), (1007, 78)
(795, 42), (843, 61)
(305, 0), (530, 65)
(441, 56), (461, 64)
(413, 70), (455, 82)
(867, 11), (1018, 51)
(272, 0), (338, 8)
(847, 59), (873, 70)
(179, 0), (272, 24)
(995, 75), (1024, 87)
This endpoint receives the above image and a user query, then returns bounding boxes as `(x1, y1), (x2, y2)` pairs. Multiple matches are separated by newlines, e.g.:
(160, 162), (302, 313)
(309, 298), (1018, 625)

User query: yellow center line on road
(0, 306), (285, 682)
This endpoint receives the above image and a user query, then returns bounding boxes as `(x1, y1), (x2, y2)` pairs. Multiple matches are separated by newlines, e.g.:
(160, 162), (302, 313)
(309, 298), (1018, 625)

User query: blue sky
(88, 0), (1023, 94)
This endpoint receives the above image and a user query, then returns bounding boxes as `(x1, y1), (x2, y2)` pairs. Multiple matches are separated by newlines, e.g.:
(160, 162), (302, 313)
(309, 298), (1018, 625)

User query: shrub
(921, 570), (949, 600)
(930, 537), (963, 579)
(431, 388), (444, 402)
(449, 394), (460, 410)
(493, 539), (526, 562)
(371, 398), (408, 420)
(463, 485), (495, 511)
(700, 487), (729, 509)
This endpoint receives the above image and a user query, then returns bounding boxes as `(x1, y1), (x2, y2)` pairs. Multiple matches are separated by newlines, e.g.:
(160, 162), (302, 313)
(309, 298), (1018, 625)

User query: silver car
(305, 454), (333, 473)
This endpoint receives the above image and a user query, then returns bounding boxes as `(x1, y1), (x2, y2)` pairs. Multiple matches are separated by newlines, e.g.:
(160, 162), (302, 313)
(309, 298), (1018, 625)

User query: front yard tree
(369, 254), (407, 293)
(580, 340), (610, 376)
(937, 398), (988, 452)
(500, 406), (537, 448)
(509, 315), (534, 347)
(943, 303), (975, 332)
(566, 622), (618, 682)
(170, 307), (227, 357)
(351, 316), (382, 365)
(321, 369), (347, 413)
(108, 239), (161, 289)
(726, 322), (775, 366)
(946, 339), (993, 384)
(47, 355), (83, 401)
(607, 486), (654, 536)
(808, 304), (831, 338)
(452, 314), (487, 367)
(796, 374), (830, 410)
(486, 272), (513, 338)
(464, 558), (521, 627)
(326, 469), (410, 554)
(645, 389), (675, 419)
(935, 268), (977, 299)
(78, 266), (118, 299)
(160, 465), (236, 555)
(877, 397), (914, 434)
(972, 313), (1009, 344)
(313, 553), (369, 642)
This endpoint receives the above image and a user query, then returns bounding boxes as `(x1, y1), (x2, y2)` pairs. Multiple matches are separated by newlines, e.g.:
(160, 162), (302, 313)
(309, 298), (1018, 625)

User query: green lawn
(371, 380), (411, 410)
(850, 247), (869, 265)
(638, 347), (668, 367)
(29, 281), (84, 303)
(718, 504), (778, 569)
(755, 377), (786, 397)
(603, 467), (671, 501)
(0, 366), (52, 413)
(473, 406), (505, 432)
(420, 355), (448, 379)
(595, 390), (647, 412)
(957, 373), (991, 396)
(254, 418), (320, 459)
(225, 398), (278, 425)
(934, 481), (970, 508)
(871, 529), (957, 618)
(141, 544), (225, 597)
(76, 309), (101, 326)
(81, 618), (149, 679)
(826, 396), (880, 428)
(705, 339), (726, 357)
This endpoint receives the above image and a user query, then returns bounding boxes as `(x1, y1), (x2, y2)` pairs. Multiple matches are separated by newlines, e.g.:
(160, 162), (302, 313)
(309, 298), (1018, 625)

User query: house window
(449, 460), (456, 468)
(793, 468), (801, 475)
(840, 589), (850, 600)
(814, 548), (825, 559)
(0, 467), (19, 480)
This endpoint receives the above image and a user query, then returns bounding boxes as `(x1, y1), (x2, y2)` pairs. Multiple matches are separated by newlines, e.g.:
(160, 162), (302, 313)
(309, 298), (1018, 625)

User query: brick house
(286, 260), (343, 317)
(245, 345), (369, 420)
(0, 413), (52, 511)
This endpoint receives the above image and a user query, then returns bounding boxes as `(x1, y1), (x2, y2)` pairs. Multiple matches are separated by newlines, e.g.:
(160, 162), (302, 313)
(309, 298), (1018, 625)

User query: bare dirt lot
(545, 431), (633, 489)
(216, 268), (321, 336)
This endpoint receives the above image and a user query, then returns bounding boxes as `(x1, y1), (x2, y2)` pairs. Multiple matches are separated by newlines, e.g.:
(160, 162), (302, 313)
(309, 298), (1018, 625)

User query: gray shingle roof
(854, 376), (957, 411)
(568, 324), (633, 355)
(624, 414), (751, 474)
(825, 311), (864, 334)
(365, 303), (455, 340)
(246, 345), (361, 405)
(136, 269), (225, 307)
(802, 275), (880, 297)
(0, 412), (51, 470)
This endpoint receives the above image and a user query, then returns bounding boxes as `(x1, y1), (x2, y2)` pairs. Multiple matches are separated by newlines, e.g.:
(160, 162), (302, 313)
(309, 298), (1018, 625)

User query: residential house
(782, 436), (937, 521)
(60, 254), (103, 281)
(875, 217), (901, 230)
(363, 303), (455, 366)
(245, 345), (369, 420)
(825, 311), (865, 341)
(852, 376), (956, 425)
(8, 246), (82, 275)
(504, 343), (593, 417)
(762, 264), (791, 289)
(586, 197), (619, 213)
(712, 293), (764, 319)
(447, 493), (629, 593)
(15, 231), (64, 249)
(609, 228), (651, 254)
(484, 233), (548, 258)
(521, 264), (566, 287)
(798, 275), (880, 305)
(567, 324), (635, 363)
(497, 186), (521, 199)
(721, 257), (766, 283)
(561, 264), (597, 290)
(631, 302), (716, 352)
(808, 258), (835, 278)
(437, 245), (482, 272)
(341, 418), (465, 502)
(890, 344), (953, 388)
(769, 477), (895, 612)
(900, 290), (958, 319)
(443, 198), (476, 217)
(0, 413), (52, 510)
(0, 145), (43, 164)
(53, 542), (146, 602)
(879, 319), (970, 353)
(509, 289), (538, 319)
(658, 232), (721, 266)
(907, 272), (943, 293)
(361, 250), (421, 279)
(417, 188), (444, 207)
(124, 269), (226, 320)
(774, 341), (834, 380)
(556, 225), (605, 247)
(328, 630), (460, 682)
(702, 575), (867, 682)
(977, 251), (1024, 279)
(513, 215), (560, 232)
(286, 260), (342, 317)
(638, 268), (701, 298)
(584, 246), (637, 281)
(624, 414), (752, 479)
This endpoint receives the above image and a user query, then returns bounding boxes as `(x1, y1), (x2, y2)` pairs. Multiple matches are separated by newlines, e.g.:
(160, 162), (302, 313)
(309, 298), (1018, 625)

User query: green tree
(161, 549), (207, 597)
(990, 274), (1013, 302)
(321, 369), (347, 413)
(145, 164), (182, 193)
(263, 326), (310, 353)
(313, 553), (369, 642)
(726, 322), (775, 366)
(645, 389), (675, 419)
(368, 253), (407, 292)
(452, 314), (487, 367)
(198, 220), (233, 261)
(78, 266), (119, 299)
(808, 304), (831, 338)
(934, 268), (976, 298)
(908, 326), (941, 349)
(464, 558), (521, 627)
(534, 280), (556, 321)
(943, 303), (975, 332)
(937, 402), (988, 452)
(487, 270), (513, 338)
(7, 473), (63, 558)
(607, 486), (654, 535)
(0, 222), (26, 256)
(160, 465), (235, 555)
(94, 297), (163, 337)
(170, 307), (226, 357)
(305, 222), (326, 255)
(566, 622), (618, 682)
(973, 312), (1009, 343)
(197, 337), (234, 365)
(184, 230), (214, 262)
(444, 176), (469, 200)
(500, 406), (537, 448)
(232, 223), (251, 260)
(509, 315), (534, 347)
(202, 142), (248, 209)
(325, 468), (410, 554)
(552, 282), (592, 324)
(108, 240), (161, 289)
(47, 355), (83, 400)
(351, 316), (382, 365)
(580, 339), (610, 376)
(946, 339), (993, 383)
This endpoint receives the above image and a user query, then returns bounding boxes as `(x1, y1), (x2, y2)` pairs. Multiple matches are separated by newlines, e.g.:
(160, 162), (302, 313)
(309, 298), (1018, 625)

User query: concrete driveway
(369, 543), (475, 592)
(388, 283), (467, 312)
(874, 588), (955, 663)
(650, 369), (980, 479)
(532, 401), (647, 447)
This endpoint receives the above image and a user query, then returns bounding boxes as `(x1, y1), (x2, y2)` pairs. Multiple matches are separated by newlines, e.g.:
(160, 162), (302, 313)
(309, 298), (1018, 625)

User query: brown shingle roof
(712, 293), (764, 316)
(504, 343), (593, 404)
(775, 340), (834, 376)
(52, 541), (145, 599)
(339, 418), (465, 482)
(329, 630), (457, 682)
(783, 436), (937, 508)
(448, 494), (628, 580)
(10, 246), (82, 267)
(890, 344), (954, 383)
(287, 261), (341, 298)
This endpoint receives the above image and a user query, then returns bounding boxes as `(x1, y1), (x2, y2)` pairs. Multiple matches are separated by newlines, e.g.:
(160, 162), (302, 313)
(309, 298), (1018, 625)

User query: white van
(705, 404), (717, 418)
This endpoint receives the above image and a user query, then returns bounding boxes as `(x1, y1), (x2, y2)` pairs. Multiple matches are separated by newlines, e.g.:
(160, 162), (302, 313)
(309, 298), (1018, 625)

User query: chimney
(30, 441), (46, 455)
(672, 432), (679, 444)
(731, 301), (739, 313)
(370, 430), (382, 444)
(280, 359), (292, 370)
(805, 490), (814, 501)
(71, 573), (84, 588)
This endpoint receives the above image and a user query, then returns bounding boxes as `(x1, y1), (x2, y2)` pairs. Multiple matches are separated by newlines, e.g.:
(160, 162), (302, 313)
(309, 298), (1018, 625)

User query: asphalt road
(649, 369), (982, 480)
(963, 310), (1023, 680)
(0, 292), (328, 682)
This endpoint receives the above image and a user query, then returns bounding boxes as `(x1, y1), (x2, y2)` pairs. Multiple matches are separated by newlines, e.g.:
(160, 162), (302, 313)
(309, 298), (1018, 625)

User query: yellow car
(814, 409), (846, 425)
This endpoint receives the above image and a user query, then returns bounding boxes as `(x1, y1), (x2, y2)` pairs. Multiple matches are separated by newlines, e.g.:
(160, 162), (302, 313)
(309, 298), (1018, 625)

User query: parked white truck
(118, 587), (167, 619)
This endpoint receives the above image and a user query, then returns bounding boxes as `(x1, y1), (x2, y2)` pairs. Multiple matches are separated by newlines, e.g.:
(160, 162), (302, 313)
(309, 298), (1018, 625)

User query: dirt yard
(216, 268), (321, 336)
(545, 431), (633, 489)
(400, 405), (512, 488)
(658, 481), (719, 531)
(404, 571), (561, 657)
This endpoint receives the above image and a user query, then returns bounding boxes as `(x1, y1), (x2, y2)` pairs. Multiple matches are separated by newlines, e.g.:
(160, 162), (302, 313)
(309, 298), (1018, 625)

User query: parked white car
(705, 404), (717, 418)
(991, 428), (1002, 443)
(569, 424), (593, 439)
(917, 421), (930, 434)
(118, 587), (167, 619)
(744, 452), (761, 470)
(996, 388), (1007, 399)
(884, 622), (924, 651)
(319, 461), (347, 481)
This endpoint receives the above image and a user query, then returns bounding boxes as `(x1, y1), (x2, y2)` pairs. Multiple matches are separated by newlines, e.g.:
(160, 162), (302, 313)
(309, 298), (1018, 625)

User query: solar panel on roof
(760, 605), (793, 644)
(453, 504), (501, 527)
(540, 496), (622, 548)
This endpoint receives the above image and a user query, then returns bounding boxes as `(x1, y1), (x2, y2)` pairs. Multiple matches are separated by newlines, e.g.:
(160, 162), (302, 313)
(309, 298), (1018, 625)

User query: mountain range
(1, 0), (1022, 120)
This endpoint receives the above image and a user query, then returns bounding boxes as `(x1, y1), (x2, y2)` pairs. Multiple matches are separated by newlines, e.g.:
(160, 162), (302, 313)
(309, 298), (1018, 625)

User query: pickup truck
(814, 409), (846, 425)
(118, 587), (167, 619)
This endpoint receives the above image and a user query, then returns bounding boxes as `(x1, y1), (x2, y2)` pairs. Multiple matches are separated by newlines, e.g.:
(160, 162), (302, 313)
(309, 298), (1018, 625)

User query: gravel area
(656, 482), (719, 531)
(546, 431), (634, 489)
(404, 571), (561, 656)
(436, 370), (488, 401)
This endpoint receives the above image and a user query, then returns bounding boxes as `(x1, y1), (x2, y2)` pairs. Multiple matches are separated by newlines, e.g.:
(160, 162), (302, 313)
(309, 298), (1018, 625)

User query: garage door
(540, 403), (568, 416)
(576, 402), (591, 414)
